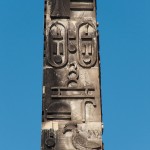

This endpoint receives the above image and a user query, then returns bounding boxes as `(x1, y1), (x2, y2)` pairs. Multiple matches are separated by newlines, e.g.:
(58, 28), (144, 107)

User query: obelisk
(41, 0), (104, 149)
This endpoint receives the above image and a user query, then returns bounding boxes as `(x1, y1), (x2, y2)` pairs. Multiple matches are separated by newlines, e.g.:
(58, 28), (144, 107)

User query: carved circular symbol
(45, 138), (55, 147)
(68, 71), (78, 80)
(68, 44), (77, 53)
(83, 55), (91, 64)
(88, 91), (93, 95)
(54, 55), (62, 64)
(68, 80), (78, 88)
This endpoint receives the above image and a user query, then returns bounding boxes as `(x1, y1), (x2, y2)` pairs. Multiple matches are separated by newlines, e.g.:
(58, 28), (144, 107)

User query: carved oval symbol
(45, 138), (55, 148)
(68, 42), (77, 53)
(77, 22), (97, 68)
(47, 22), (68, 68)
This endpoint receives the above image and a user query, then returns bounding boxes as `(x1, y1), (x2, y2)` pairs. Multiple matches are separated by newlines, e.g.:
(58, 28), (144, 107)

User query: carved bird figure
(63, 122), (102, 150)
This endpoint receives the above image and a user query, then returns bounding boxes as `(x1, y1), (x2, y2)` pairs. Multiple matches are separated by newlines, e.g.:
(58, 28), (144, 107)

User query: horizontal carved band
(70, 3), (94, 11)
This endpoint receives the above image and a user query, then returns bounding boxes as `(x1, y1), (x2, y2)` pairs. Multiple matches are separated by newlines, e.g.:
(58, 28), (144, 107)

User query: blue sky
(0, 0), (150, 150)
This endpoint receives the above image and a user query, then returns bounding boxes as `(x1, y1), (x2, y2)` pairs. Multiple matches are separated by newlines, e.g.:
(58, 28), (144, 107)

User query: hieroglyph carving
(41, 0), (103, 149)
(47, 21), (97, 68)
(47, 22), (68, 68)
(63, 122), (102, 150)
(77, 21), (97, 68)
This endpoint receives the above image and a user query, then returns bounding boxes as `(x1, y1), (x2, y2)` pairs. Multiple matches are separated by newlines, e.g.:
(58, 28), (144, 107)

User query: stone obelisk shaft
(41, 0), (104, 149)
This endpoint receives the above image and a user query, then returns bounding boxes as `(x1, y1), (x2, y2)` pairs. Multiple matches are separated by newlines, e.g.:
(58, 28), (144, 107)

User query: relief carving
(47, 22), (68, 68)
(77, 21), (97, 68)
(68, 22), (77, 53)
(42, 0), (103, 149)
(67, 62), (79, 88)
(42, 129), (56, 150)
(82, 99), (96, 122)
(51, 87), (95, 99)
(46, 102), (71, 120)
(63, 122), (102, 150)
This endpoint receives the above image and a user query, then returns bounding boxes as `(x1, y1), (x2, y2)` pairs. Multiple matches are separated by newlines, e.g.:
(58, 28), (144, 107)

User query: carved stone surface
(41, 0), (103, 149)
(51, 0), (70, 18)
